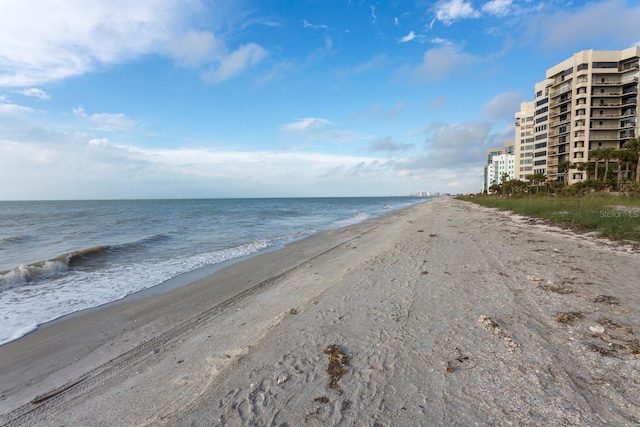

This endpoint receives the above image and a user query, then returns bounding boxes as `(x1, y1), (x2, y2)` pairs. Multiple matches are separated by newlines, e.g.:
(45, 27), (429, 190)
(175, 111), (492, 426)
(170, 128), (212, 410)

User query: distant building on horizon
(515, 46), (639, 186)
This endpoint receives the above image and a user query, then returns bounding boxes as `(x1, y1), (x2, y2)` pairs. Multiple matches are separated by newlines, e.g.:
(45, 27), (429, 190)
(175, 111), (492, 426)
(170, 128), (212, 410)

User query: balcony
(592, 111), (622, 118)
(549, 117), (571, 127)
(549, 86), (572, 97)
(590, 123), (621, 130)
(589, 133), (620, 141)
(550, 96), (572, 108)
(592, 101), (622, 107)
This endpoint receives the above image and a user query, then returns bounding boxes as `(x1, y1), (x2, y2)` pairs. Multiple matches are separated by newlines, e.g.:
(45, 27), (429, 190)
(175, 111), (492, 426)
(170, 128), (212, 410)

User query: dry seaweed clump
(324, 343), (349, 391)
(555, 311), (584, 324)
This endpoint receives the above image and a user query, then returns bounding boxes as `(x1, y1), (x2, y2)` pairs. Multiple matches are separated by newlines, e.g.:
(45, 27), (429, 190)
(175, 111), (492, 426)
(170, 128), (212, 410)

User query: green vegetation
(458, 194), (640, 243)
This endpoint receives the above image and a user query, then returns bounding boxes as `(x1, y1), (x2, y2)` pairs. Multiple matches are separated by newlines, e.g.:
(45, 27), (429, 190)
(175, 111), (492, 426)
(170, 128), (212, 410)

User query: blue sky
(1, 0), (639, 200)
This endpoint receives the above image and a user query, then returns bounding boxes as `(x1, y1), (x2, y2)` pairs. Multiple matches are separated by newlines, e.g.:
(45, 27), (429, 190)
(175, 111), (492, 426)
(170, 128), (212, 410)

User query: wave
(0, 234), (170, 290)
(0, 235), (27, 245)
(333, 211), (370, 228)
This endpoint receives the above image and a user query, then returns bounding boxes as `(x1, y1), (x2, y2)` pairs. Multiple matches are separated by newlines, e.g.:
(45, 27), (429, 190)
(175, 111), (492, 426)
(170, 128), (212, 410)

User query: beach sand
(1, 197), (639, 426)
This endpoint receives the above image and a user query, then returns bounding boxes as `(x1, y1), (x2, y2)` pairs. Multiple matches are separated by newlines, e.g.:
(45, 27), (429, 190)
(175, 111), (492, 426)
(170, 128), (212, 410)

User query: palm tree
(526, 172), (547, 194)
(590, 148), (603, 181)
(624, 137), (640, 182)
(557, 160), (574, 185)
(600, 147), (616, 183)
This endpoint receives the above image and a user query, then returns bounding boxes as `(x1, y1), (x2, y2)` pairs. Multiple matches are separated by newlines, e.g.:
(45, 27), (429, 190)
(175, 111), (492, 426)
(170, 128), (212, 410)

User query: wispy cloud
(280, 118), (369, 144)
(203, 43), (268, 84)
(349, 101), (406, 122)
(303, 20), (328, 30)
(281, 118), (333, 133)
(15, 88), (51, 100)
(0, 102), (35, 115)
(399, 31), (416, 43)
(0, 0), (193, 87)
(0, 1), (268, 87)
(365, 136), (415, 153)
(336, 54), (386, 78)
(482, 92), (525, 122)
(73, 106), (137, 132)
(166, 31), (222, 68)
(397, 121), (492, 170)
(434, 0), (481, 25)
(524, 0), (640, 52)
(401, 43), (481, 83)
(481, 0), (513, 17)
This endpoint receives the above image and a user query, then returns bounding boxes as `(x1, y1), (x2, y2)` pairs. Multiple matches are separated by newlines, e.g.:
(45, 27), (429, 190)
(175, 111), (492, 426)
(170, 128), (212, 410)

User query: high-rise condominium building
(514, 101), (535, 180)
(522, 47), (639, 185)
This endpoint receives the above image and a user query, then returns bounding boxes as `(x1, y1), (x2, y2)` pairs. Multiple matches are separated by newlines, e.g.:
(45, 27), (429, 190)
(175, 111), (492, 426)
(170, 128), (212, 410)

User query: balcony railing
(589, 134), (620, 141)
(592, 102), (622, 107)
(590, 124), (620, 130)
(549, 86), (572, 97)
(550, 97), (572, 108)
(592, 112), (622, 118)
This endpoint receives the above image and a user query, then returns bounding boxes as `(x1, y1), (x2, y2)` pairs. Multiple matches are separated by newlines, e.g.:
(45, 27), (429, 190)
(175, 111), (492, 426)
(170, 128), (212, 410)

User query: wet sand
(1, 197), (639, 426)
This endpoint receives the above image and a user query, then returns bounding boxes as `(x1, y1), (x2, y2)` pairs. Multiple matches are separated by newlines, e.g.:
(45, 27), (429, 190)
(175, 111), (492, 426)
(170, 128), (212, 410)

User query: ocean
(0, 197), (428, 345)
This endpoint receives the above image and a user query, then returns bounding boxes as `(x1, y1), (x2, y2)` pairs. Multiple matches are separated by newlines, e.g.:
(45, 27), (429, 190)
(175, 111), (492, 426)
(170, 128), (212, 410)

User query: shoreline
(2, 197), (640, 426)
(0, 201), (427, 422)
(1, 198), (428, 346)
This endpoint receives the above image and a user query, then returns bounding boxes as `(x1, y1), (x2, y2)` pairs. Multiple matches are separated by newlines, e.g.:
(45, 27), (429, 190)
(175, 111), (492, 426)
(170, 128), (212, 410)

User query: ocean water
(0, 197), (428, 345)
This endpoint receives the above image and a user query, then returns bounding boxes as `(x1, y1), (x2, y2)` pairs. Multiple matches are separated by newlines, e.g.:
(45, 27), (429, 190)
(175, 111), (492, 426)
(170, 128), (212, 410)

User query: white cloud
(16, 88), (50, 100)
(204, 43), (268, 84)
(74, 106), (137, 132)
(481, 0), (513, 17)
(0, 0), (194, 87)
(0, 137), (406, 199)
(89, 138), (110, 147)
(370, 5), (377, 24)
(365, 137), (414, 153)
(403, 44), (480, 83)
(527, 0), (640, 51)
(166, 30), (222, 68)
(399, 31), (416, 43)
(349, 101), (406, 122)
(336, 55), (386, 78)
(281, 118), (333, 133)
(0, 1), (268, 87)
(482, 92), (525, 122)
(303, 20), (328, 30)
(0, 102), (35, 115)
(279, 118), (369, 145)
(435, 0), (481, 25)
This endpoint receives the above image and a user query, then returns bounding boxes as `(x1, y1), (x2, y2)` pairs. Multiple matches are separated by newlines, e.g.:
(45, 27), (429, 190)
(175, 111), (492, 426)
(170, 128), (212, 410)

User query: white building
(487, 153), (515, 192)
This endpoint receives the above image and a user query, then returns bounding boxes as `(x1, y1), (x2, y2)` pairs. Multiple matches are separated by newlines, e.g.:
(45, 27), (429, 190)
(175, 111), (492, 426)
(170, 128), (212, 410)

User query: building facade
(522, 47), (639, 185)
(514, 101), (535, 180)
(483, 141), (515, 193)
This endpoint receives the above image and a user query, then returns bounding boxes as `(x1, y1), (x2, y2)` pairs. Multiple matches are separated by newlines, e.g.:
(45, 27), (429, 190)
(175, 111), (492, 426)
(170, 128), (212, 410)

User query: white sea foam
(0, 240), (270, 345)
(0, 197), (429, 346)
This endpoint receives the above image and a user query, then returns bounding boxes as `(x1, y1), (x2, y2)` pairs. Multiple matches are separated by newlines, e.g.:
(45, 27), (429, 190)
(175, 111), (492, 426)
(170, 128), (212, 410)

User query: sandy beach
(1, 197), (639, 426)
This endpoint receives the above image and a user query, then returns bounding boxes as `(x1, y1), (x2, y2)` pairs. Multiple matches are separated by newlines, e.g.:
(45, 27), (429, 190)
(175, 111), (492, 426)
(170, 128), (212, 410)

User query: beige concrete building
(514, 101), (535, 180)
(525, 47), (639, 184)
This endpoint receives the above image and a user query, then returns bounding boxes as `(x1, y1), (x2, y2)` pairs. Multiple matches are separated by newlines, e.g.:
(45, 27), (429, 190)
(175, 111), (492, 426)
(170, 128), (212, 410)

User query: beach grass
(457, 194), (640, 243)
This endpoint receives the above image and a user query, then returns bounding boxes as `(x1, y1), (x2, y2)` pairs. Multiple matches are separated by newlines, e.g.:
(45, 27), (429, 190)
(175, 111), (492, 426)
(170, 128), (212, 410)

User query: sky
(1, 0), (639, 200)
